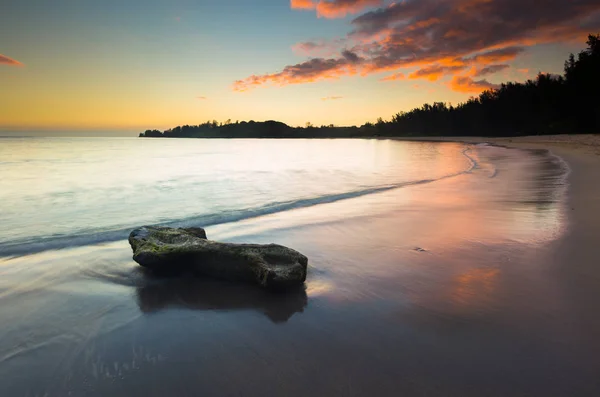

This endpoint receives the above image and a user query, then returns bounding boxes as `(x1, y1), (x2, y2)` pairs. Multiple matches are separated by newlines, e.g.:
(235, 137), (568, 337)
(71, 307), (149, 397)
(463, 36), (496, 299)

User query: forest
(141, 34), (599, 139)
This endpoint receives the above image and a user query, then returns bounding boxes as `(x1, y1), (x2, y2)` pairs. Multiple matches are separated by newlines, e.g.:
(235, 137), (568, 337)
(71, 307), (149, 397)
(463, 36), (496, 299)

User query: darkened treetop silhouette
(141, 34), (599, 139)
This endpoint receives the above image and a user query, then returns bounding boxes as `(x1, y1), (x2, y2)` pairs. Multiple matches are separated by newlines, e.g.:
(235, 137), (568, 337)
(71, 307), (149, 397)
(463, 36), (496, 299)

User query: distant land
(141, 34), (599, 140)
(140, 120), (369, 139)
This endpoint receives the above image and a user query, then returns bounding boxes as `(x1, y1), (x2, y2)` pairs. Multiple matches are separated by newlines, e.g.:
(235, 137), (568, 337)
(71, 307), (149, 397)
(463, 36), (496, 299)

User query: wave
(0, 148), (477, 258)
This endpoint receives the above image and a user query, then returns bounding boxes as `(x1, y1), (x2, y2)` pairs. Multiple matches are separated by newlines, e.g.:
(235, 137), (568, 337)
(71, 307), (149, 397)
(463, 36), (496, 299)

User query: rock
(128, 226), (308, 289)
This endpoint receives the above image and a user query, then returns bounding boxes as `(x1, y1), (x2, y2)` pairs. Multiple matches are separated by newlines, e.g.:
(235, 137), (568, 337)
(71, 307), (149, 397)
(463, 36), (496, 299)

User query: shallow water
(0, 138), (471, 255)
(2, 138), (595, 397)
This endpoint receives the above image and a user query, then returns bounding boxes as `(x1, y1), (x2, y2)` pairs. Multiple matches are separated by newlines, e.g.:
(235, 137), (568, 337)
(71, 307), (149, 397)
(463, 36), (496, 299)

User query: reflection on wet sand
(136, 276), (308, 323)
(452, 268), (501, 307)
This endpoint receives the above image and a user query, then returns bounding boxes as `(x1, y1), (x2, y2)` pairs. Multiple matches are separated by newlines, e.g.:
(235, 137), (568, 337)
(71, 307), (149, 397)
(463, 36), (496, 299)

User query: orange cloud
(381, 72), (405, 81)
(291, 0), (383, 19)
(449, 76), (499, 93)
(408, 65), (467, 81)
(407, 17), (441, 31)
(238, 0), (600, 91)
(321, 96), (343, 100)
(196, 96), (208, 100)
(317, 0), (383, 18)
(471, 64), (510, 77)
(290, 0), (315, 10)
(467, 47), (525, 64)
(233, 51), (362, 91)
(0, 54), (23, 67)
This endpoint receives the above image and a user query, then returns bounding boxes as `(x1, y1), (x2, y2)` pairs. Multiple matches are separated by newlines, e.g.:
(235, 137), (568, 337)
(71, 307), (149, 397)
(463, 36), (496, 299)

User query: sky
(1, 0), (599, 133)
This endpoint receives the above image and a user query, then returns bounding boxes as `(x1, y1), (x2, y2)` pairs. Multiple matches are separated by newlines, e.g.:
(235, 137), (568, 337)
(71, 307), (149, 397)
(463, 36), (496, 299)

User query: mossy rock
(129, 226), (308, 289)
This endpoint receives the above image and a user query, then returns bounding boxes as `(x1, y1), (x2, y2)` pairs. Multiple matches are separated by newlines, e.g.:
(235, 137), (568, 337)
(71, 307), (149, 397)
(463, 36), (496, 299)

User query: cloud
(351, 0), (598, 42)
(0, 54), (23, 67)
(291, 0), (384, 19)
(291, 0), (315, 10)
(467, 47), (525, 65)
(350, 1), (426, 36)
(196, 96), (208, 100)
(352, 1), (549, 74)
(449, 76), (499, 93)
(322, 96), (343, 100)
(239, 0), (600, 92)
(233, 50), (363, 91)
(383, 61), (509, 83)
(381, 72), (405, 81)
(292, 40), (344, 57)
(408, 65), (467, 81)
(381, 50), (518, 81)
(472, 64), (510, 77)
(341, 49), (362, 63)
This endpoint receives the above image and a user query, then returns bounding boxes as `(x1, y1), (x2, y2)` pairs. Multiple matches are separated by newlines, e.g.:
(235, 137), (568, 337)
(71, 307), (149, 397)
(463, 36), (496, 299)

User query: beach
(1, 136), (599, 396)
(473, 135), (600, 370)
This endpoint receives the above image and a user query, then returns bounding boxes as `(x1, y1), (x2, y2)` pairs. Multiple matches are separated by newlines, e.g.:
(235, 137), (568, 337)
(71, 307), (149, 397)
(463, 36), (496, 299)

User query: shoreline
(2, 137), (600, 395)
(488, 135), (600, 366)
(388, 133), (600, 152)
(397, 133), (600, 356)
(395, 134), (600, 248)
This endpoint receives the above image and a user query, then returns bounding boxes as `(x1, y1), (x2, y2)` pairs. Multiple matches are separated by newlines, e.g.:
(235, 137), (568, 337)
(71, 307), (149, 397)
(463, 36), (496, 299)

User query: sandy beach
(402, 134), (600, 341)
(1, 137), (600, 396)
(475, 135), (600, 363)
(399, 133), (600, 377)
(4, 0), (599, 394)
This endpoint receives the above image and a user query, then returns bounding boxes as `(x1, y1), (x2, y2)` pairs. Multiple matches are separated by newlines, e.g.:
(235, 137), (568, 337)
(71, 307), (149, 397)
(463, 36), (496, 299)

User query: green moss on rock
(128, 226), (307, 289)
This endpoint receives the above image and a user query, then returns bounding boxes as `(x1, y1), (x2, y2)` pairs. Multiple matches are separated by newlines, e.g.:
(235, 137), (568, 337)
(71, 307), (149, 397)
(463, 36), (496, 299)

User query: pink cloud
(408, 65), (468, 81)
(449, 76), (499, 93)
(471, 64), (510, 77)
(381, 72), (405, 81)
(0, 54), (23, 67)
(238, 0), (600, 92)
(233, 50), (362, 91)
(292, 38), (347, 57)
(291, 0), (383, 19)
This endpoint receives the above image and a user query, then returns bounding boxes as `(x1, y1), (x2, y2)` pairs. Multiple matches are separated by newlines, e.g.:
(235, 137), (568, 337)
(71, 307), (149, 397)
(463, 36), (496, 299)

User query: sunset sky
(1, 0), (599, 133)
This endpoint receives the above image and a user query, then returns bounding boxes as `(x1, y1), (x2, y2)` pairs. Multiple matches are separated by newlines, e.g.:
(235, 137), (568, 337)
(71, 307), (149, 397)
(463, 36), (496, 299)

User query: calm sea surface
(2, 138), (596, 397)
(0, 138), (473, 255)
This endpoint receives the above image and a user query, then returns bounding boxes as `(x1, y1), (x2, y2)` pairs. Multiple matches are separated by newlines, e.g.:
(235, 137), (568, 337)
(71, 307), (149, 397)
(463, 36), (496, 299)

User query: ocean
(3, 137), (595, 397)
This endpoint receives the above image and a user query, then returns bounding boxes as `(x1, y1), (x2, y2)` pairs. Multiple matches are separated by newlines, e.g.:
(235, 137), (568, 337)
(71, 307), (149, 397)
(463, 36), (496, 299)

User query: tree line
(141, 34), (599, 139)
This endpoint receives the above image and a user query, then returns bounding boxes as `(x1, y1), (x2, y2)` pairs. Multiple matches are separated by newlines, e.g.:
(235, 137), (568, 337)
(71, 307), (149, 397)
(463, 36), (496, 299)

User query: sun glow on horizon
(0, 0), (596, 131)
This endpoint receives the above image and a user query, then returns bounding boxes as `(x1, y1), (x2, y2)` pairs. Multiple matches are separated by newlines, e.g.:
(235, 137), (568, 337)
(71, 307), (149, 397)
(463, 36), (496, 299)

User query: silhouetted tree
(140, 34), (599, 139)
(384, 33), (599, 137)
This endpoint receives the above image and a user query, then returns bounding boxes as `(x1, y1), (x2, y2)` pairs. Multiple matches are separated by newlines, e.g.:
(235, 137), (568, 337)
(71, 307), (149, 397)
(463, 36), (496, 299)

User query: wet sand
(474, 135), (600, 375)
(2, 139), (600, 396)
(397, 134), (600, 394)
